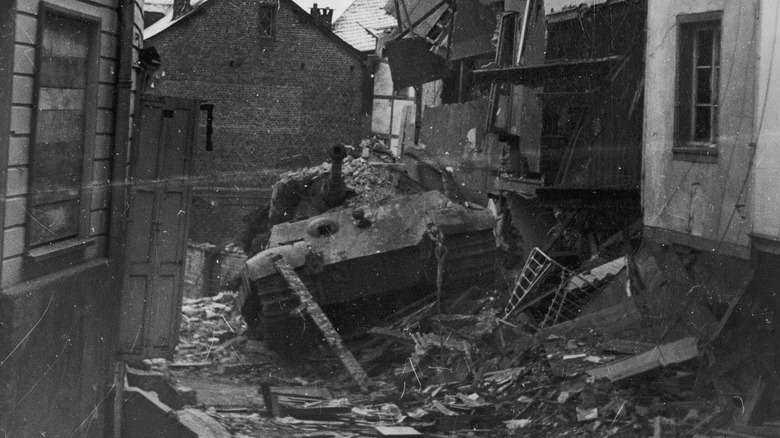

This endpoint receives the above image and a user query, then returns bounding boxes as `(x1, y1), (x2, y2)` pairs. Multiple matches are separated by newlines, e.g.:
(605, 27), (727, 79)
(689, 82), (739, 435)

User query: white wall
(642, 0), (758, 258)
(751, 0), (780, 243)
(371, 59), (442, 155)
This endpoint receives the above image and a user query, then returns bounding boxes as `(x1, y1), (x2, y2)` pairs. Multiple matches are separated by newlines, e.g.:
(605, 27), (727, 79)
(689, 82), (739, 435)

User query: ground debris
(171, 240), (780, 437)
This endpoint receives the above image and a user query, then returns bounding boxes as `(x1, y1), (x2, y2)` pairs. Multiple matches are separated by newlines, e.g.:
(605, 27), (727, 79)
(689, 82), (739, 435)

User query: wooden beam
(272, 256), (370, 391)
(393, 0), (448, 41)
(587, 337), (699, 382)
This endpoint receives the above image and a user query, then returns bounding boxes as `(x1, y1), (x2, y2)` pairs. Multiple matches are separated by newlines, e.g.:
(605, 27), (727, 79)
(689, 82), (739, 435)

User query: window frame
(673, 11), (723, 159)
(25, 2), (101, 260)
(258, 5), (276, 39)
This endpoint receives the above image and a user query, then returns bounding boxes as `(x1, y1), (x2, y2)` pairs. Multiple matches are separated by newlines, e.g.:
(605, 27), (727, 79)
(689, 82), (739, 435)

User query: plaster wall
(751, 0), (780, 242)
(0, 0), (142, 435)
(371, 59), (442, 154)
(643, 0), (758, 259)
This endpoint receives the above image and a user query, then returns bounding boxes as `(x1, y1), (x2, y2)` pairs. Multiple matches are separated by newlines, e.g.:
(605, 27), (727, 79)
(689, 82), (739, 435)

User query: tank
(240, 190), (497, 350)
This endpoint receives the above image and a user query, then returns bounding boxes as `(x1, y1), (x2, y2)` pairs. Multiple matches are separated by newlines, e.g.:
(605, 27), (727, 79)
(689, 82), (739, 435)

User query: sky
(147, 0), (357, 21)
(292, 0), (355, 20)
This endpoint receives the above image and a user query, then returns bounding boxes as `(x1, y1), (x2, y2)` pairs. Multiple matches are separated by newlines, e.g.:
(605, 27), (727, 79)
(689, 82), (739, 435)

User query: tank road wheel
(243, 274), (319, 350)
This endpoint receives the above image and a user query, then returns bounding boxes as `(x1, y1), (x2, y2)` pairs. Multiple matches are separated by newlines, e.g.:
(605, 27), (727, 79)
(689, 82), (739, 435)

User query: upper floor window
(28, 5), (99, 250)
(676, 12), (722, 151)
(259, 5), (276, 39)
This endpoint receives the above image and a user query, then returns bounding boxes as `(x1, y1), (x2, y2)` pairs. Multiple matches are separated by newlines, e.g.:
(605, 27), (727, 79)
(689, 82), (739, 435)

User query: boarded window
(676, 14), (721, 147)
(259, 6), (275, 38)
(29, 8), (98, 247)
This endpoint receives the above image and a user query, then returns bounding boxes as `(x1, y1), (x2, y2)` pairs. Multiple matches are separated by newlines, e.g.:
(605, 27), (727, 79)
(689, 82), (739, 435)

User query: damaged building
(470, 0), (645, 264)
(358, 0), (498, 154)
(635, 0), (780, 424)
(143, 0), (372, 246)
(5, 0), (780, 435)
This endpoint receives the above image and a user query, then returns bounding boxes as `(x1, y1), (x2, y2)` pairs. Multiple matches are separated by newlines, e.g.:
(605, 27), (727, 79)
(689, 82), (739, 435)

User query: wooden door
(119, 95), (199, 359)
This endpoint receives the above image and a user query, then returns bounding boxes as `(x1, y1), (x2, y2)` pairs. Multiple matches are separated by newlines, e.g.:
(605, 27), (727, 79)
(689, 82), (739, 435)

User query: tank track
(242, 229), (497, 350)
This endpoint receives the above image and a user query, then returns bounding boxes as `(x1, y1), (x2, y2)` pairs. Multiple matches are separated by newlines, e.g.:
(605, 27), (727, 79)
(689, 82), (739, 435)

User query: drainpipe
(112, 0), (141, 436)
(414, 85), (422, 144)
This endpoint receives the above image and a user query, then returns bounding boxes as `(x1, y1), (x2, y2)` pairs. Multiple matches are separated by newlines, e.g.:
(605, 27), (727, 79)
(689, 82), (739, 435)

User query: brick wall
(148, 0), (370, 244)
(188, 188), (271, 245)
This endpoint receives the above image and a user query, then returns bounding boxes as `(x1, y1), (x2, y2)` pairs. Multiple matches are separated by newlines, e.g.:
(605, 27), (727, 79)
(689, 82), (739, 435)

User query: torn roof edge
(144, 0), (215, 40)
(144, 0), (365, 60)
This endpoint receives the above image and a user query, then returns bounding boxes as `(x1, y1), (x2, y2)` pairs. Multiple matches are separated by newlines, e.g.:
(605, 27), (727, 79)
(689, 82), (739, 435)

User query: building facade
(643, 0), (758, 260)
(0, 0), (144, 435)
(145, 0), (370, 246)
(470, 0), (646, 262)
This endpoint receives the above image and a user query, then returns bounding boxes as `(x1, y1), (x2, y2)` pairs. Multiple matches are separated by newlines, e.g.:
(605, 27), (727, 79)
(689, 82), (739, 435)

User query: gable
(146, 0), (364, 61)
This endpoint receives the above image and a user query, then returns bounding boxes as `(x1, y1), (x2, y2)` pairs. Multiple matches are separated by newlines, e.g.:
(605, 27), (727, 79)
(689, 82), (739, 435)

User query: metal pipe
(328, 143), (346, 189)
(321, 144), (347, 207)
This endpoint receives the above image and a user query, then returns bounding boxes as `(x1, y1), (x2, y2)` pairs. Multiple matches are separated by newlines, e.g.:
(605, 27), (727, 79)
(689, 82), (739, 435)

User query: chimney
(173, 0), (192, 19)
(310, 3), (333, 29)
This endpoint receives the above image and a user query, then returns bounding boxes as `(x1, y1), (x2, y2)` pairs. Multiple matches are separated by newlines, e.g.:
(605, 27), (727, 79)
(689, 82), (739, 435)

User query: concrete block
(177, 409), (233, 438)
(126, 367), (197, 410)
(176, 386), (198, 407)
(123, 387), (230, 438)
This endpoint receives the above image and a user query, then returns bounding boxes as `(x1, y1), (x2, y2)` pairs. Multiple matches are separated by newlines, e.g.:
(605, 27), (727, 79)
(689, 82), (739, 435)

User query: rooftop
(332, 0), (397, 53)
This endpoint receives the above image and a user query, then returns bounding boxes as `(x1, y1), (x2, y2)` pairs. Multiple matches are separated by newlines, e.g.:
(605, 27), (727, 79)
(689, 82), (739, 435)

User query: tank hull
(241, 191), (497, 349)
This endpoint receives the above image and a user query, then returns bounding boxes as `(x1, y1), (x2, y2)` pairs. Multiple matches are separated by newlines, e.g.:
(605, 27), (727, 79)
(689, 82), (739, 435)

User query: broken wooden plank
(275, 401), (352, 420)
(596, 339), (656, 355)
(408, 331), (471, 352)
(262, 385), (343, 418)
(482, 367), (526, 383)
(587, 336), (699, 382)
(168, 361), (213, 369)
(272, 255), (370, 391)
(368, 327), (414, 344)
(534, 297), (640, 340)
(374, 425), (423, 436)
(432, 400), (458, 416)
(565, 256), (626, 291)
(270, 386), (333, 400)
(710, 427), (774, 438)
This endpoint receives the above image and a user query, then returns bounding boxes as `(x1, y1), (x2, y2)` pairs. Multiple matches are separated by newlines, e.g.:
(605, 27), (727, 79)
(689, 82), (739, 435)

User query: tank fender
(244, 241), (311, 281)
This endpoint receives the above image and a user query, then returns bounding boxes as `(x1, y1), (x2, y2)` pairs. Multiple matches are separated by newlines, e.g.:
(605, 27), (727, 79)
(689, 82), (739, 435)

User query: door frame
(118, 94), (199, 360)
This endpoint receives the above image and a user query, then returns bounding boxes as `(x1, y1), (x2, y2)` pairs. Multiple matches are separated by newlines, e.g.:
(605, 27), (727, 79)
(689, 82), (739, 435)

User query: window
(28, 5), (99, 250)
(676, 13), (722, 151)
(393, 86), (412, 99)
(258, 5), (276, 38)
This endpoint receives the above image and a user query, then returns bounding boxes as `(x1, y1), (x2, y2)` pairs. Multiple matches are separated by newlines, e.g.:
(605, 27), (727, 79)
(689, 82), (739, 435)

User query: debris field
(126, 142), (780, 438)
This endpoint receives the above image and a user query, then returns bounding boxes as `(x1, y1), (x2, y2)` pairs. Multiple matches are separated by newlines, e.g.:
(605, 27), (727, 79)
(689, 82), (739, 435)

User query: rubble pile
(161, 249), (780, 437)
(275, 153), (402, 203)
(172, 164), (778, 437)
(277, 149), (406, 203)
(242, 140), (421, 256)
(351, 290), (661, 436)
(177, 292), (248, 366)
